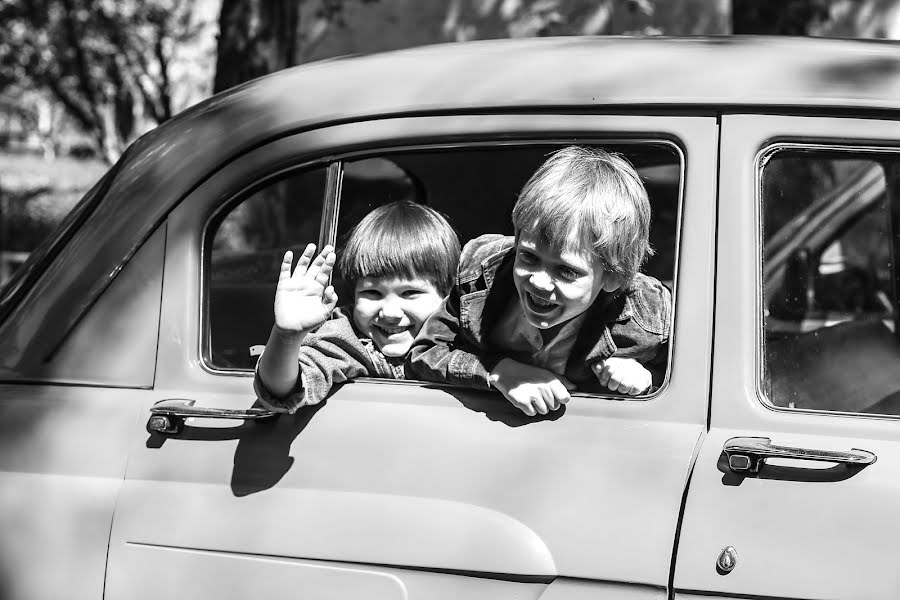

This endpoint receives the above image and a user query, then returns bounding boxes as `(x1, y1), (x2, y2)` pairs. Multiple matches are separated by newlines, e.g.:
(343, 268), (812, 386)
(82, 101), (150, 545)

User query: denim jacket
(407, 234), (671, 391)
(254, 307), (405, 413)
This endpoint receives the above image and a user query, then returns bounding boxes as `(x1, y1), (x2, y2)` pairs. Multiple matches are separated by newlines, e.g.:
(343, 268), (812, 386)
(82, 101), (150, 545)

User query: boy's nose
(378, 301), (404, 320)
(529, 271), (554, 292)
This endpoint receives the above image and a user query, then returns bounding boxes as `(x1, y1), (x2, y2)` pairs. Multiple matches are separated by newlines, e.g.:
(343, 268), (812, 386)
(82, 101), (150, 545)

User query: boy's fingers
(313, 252), (336, 286)
(305, 245), (334, 281)
(513, 398), (536, 416)
(279, 251), (293, 281)
(294, 243), (316, 275)
(592, 362), (612, 386)
(549, 379), (570, 405)
(532, 397), (549, 415)
(323, 285), (338, 308)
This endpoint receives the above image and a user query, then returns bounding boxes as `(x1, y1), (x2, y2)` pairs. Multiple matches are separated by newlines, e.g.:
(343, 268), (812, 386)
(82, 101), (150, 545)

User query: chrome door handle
(147, 399), (277, 435)
(724, 436), (876, 473)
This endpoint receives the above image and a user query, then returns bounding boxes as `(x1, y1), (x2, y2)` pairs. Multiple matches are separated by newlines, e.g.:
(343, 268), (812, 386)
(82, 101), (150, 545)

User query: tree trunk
(731, 0), (830, 35)
(213, 0), (301, 94)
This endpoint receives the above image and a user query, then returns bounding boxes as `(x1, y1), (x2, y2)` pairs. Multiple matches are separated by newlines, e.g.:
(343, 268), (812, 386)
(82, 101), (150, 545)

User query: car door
(674, 115), (900, 599)
(0, 190), (166, 599)
(105, 113), (717, 600)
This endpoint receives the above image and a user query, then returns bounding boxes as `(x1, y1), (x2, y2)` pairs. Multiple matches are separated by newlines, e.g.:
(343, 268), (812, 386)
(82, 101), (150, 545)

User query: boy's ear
(602, 272), (628, 293)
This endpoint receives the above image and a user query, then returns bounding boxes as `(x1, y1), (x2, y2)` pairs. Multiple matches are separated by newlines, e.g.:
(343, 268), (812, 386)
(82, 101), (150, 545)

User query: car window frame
(200, 136), (686, 402)
(756, 141), (900, 421)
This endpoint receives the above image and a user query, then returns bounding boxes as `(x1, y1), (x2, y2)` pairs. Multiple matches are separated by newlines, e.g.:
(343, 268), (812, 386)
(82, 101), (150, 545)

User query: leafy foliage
(0, 0), (212, 163)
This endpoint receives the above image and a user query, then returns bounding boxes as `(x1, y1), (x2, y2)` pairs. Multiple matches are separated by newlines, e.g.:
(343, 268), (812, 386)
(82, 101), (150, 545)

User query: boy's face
(513, 229), (618, 329)
(352, 275), (443, 358)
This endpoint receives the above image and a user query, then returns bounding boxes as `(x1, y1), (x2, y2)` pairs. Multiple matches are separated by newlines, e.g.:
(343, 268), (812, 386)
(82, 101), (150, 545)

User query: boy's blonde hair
(512, 146), (653, 289)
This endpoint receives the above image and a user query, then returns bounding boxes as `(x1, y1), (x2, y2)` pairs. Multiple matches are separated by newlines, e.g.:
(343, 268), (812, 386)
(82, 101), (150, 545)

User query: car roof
(126, 35), (900, 209)
(121, 35), (900, 215)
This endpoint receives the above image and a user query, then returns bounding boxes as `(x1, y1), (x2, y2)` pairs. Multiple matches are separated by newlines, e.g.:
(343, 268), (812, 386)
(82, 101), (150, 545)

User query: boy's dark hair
(339, 201), (460, 296)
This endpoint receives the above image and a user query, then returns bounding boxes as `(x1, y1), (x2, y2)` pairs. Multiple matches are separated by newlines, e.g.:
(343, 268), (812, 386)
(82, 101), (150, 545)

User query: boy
(408, 146), (671, 416)
(256, 201), (460, 413)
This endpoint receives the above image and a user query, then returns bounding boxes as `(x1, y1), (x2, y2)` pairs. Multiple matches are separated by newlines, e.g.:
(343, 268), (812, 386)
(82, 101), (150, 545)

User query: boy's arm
(255, 313), (374, 413)
(255, 244), (341, 411)
(596, 275), (672, 393)
(406, 289), (498, 389)
(408, 290), (573, 416)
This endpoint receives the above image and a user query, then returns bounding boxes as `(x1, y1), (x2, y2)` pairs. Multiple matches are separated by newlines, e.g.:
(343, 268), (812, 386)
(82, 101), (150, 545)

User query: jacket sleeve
(406, 287), (496, 390)
(610, 276), (672, 387)
(254, 314), (374, 413)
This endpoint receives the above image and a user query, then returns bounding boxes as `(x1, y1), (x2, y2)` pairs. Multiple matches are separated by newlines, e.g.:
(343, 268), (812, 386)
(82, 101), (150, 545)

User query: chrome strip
(319, 162), (343, 249)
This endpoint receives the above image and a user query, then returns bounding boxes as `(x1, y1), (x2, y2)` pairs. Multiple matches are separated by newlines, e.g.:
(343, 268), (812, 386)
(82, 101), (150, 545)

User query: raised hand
(273, 244), (338, 335)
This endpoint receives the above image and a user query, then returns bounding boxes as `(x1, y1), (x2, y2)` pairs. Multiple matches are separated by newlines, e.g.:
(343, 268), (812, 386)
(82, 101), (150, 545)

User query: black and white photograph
(1, 1), (900, 598)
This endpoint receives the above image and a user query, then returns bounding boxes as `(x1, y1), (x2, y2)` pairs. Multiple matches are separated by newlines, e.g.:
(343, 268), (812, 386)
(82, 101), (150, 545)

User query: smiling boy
(255, 201), (460, 412)
(408, 146), (671, 416)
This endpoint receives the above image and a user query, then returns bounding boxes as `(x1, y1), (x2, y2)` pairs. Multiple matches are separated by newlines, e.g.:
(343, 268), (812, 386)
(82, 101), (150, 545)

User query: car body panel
(0, 226), (165, 599)
(104, 113), (717, 598)
(673, 115), (900, 599)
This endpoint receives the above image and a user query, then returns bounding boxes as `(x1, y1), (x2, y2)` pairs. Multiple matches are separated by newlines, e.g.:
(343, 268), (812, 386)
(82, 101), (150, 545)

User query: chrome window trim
(319, 162), (344, 249)
(198, 136), (686, 404)
(755, 141), (900, 421)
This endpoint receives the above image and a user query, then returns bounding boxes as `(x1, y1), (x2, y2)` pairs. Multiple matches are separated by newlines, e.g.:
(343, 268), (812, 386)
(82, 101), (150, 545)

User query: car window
(205, 142), (681, 390)
(762, 147), (900, 416)
(335, 143), (681, 393)
(208, 167), (327, 369)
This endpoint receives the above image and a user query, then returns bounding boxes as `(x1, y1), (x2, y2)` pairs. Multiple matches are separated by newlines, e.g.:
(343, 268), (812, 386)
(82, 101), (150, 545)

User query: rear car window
(762, 147), (900, 416)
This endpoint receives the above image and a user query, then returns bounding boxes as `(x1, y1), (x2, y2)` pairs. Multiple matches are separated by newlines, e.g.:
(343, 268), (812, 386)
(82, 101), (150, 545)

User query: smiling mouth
(525, 292), (557, 315)
(374, 324), (409, 336)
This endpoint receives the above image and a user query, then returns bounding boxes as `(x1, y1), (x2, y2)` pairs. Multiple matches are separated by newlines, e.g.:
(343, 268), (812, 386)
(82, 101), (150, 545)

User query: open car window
(762, 147), (900, 416)
(205, 142), (682, 393)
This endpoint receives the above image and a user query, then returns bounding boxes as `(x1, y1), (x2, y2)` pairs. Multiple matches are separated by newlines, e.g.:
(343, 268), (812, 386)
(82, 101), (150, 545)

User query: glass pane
(763, 150), (900, 415)
(208, 168), (326, 369)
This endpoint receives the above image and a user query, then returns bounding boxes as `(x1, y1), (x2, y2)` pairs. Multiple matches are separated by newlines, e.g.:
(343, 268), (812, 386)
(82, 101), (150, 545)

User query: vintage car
(2, 36), (899, 600)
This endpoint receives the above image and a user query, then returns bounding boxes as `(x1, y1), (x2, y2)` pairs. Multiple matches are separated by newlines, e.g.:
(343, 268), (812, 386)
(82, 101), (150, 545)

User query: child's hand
(489, 358), (575, 416)
(273, 244), (338, 335)
(591, 357), (652, 395)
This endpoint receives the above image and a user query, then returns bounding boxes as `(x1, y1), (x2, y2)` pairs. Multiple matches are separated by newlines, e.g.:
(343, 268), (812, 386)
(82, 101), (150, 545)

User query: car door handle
(723, 436), (876, 473)
(147, 399), (277, 435)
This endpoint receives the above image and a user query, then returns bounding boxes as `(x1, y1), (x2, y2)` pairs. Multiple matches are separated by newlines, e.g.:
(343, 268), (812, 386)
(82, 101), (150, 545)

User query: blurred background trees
(1, 0), (900, 282)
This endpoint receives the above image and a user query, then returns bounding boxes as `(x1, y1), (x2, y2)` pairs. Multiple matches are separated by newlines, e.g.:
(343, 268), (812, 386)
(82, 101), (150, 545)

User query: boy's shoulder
(458, 234), (515, 286)
(616, 273), (672, 337)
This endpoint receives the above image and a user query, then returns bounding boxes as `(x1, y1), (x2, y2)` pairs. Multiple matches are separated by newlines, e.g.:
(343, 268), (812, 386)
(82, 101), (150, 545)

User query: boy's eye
(518, 250), (538, 264)
(357, 289), (383, 300)
(401, 289), (424, 299)
(558, 266), (582, 280)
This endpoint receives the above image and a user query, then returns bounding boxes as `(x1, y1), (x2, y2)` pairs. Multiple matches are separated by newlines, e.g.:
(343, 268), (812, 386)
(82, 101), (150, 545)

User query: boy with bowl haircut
(256, 201), (460, 413)
(408, 146), (671, 417)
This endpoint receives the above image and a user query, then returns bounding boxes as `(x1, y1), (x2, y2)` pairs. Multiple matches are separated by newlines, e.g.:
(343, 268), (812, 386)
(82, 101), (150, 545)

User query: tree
(213, 0), (379, 94)
(0, 0), (211, 163)
(731, 0), (831, 35)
